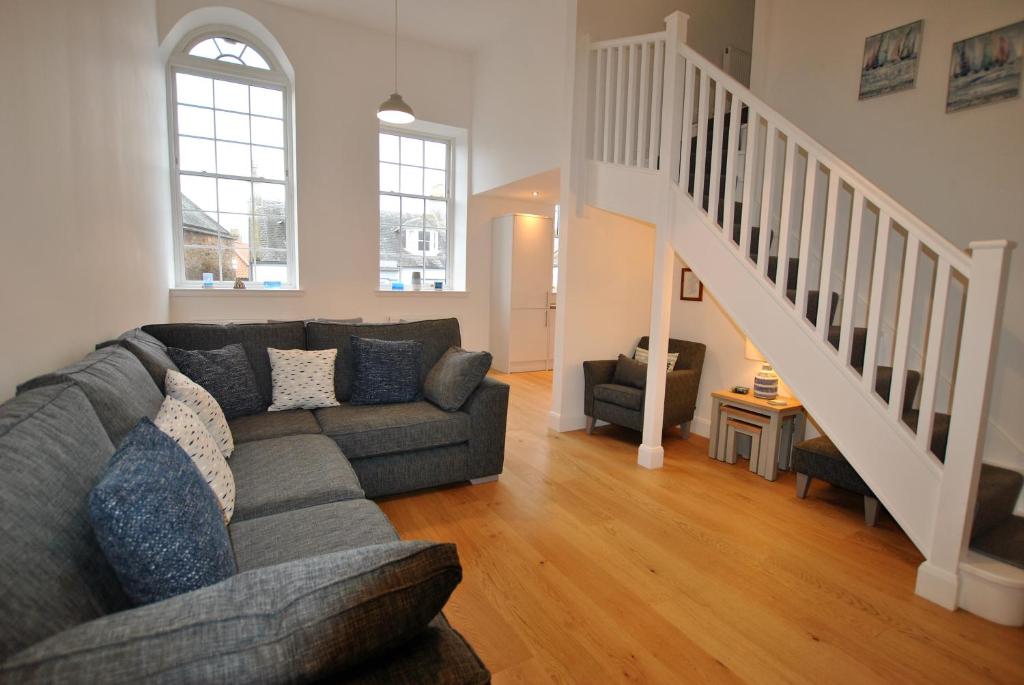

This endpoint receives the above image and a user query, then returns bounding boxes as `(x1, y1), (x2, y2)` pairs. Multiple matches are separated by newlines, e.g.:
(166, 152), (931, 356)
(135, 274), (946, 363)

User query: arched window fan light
(378, 0), (415, 124)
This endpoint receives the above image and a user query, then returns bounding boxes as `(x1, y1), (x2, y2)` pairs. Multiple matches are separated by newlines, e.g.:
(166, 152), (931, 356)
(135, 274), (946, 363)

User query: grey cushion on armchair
(2, 541), (463, 684)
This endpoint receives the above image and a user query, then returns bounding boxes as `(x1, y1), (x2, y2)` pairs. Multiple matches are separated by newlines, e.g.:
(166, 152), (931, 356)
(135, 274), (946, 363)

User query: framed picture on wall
(681, 268), (703, 301)
(858, 20), (923, 100)
(946, 20), (1024, 113)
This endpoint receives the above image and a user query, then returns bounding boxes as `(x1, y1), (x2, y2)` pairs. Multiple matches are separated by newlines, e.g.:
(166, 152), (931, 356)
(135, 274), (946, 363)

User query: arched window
(167, 28), (296, 288)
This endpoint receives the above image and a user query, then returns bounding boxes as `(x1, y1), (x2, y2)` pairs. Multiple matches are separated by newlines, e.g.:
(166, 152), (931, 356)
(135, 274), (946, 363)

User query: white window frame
(166, 26), (298, 289)
(379, 126), (455, 287)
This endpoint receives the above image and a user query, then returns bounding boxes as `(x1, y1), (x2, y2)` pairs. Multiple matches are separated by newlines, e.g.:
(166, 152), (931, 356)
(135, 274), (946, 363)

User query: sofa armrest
(2, 541), (461, 685)
(461, 376), (509, 480)
(582, 360), (617, 417)
(664, 369), (701, 426)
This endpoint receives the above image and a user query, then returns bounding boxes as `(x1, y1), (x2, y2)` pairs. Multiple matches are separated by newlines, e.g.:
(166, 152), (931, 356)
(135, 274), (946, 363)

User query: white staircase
(574, 13), (1016, 622)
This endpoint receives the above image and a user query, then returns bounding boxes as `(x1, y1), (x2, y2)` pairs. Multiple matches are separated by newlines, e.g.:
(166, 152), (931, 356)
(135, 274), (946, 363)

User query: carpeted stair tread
(971, 516), (1024, 570)
(901, 410), (951, 462)
(970, 464), (1024, 541)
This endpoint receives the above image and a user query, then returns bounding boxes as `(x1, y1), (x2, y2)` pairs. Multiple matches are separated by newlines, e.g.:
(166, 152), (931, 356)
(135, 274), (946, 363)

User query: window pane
(424, 169), (446, 198)
(184, 246), (222, 281)
(250, 86), (283, 118)
(179, 136), (216, 173)
(425, 200), (447, 228)
(180, 175), (217, 211)
(189, 38), (220, 60)
(176, 73), (213, 107)
(217, 212), (250, 243)
(182, 212), (219, 246)
(240, 47), (270, 70)
(253, 212), (287, 263)
(215, 110), (250, 143)
(252, 146), (285, 180)
(214, 79), (249, 113)
(400, 165), (423, 195)
(218, 179), (252, 213)
(253, 182), (285, 214)
(379, 163), (399, 193)
(424, 141), (447, 170)
(251, 116), (283, 147)
(379, 134), (399, 163)
(216, 140), (251, 176)
(214, 37), (245, 57)
(178, 105), (213, 138)
(400, 137), (423, 166)
(380, 195), (400, 226)
(401, 197), (424, 227)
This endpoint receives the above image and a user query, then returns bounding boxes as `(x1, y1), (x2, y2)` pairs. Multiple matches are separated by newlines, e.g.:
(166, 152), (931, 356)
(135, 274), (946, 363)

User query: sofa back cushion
(17, 346), (164, 446)
(97, 329), (179, 392)
(143, 322), (306, 406)
(306, 319), (461, 402)
(0, 384), (129, 660)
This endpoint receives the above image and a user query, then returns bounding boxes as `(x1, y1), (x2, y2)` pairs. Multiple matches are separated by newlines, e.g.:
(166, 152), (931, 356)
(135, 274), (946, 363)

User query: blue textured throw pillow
(89, 418), (236, 606)
(349, 336), (423, 405)
(166, 344), (265, 419)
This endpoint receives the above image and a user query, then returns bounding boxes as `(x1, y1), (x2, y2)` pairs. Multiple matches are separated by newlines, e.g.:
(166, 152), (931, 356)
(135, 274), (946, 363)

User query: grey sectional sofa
(0, 318), (506, 683)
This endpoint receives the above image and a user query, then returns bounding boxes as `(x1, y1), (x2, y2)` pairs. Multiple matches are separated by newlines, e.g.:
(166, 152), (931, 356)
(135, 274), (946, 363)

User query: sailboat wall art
(946, 20), (1024, 113)
(859, 20), (923, 100)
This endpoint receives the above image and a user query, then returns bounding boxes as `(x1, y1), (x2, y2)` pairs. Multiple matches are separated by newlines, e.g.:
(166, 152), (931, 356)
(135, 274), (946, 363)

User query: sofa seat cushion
(315, 402), (471, 459)
(228, 409), (321, 444)
(593, 383), (644, 411)
(230, 435), (363, 522)
(230, 500), (398, 571)
(17, 346), (163, 447)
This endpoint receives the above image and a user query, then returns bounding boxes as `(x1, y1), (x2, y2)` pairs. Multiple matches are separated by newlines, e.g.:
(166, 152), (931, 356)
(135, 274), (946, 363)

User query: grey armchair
(583, 336), (706, 438)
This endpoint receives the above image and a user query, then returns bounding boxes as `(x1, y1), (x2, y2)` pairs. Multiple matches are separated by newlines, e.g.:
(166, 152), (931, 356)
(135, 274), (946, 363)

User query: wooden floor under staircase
(380, 371), (1024, 684)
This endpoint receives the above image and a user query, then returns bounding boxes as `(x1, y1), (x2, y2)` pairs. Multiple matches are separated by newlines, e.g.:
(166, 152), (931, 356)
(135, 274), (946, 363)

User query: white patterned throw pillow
(165, 369), (234, 459)
(268, 348), (341, 411)
(633, 346), (678, 372)
(154, 396), (236, 523)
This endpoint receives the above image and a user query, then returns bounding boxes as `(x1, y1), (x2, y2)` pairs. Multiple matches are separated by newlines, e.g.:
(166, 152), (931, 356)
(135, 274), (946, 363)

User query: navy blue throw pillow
(89, 418), (237, 606)
(167, 343), (265, 419)
(349, 336), (423, 405)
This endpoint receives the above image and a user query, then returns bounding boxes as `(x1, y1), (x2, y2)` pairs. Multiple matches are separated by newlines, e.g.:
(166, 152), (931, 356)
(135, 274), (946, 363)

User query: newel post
(916, 240), (1012, 609)
(638, 11), (690, 469)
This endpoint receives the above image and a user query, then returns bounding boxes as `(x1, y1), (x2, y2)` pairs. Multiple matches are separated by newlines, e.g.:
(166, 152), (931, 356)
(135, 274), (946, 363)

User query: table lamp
(745, 339), (779, 400)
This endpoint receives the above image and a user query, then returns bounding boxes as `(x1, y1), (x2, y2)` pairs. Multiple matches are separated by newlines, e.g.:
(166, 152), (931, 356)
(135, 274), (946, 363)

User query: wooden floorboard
(378, 371), (1024, 684)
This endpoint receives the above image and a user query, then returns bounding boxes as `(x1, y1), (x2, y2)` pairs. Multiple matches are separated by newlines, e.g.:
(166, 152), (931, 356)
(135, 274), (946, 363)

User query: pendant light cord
(393, 0), (399, 93)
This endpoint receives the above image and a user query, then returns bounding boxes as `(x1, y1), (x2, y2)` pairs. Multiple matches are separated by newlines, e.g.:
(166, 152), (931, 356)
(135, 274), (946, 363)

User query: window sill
(375, 288), (469, 297)
(171, 288), (304, 297)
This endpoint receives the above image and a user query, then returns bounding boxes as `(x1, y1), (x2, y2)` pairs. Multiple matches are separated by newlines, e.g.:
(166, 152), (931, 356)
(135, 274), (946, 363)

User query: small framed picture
(681, 268), (703, 301)
(858, 20), (923, 100)
(946, 20), (1024, 113)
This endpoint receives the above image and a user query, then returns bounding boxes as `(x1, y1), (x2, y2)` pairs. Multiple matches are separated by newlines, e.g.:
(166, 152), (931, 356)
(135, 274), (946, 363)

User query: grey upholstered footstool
(791, 437), (881, 526)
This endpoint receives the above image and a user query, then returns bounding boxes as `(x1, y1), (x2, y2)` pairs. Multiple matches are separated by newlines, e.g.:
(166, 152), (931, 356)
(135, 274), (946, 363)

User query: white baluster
(603, 48), (614, 163)
(757, 123), (777, 278)
(861, 209), (891, 393)
(708, 83), (726, 226)
(887, 234), (920, 421)
(838, 189), (864, 366)
(739, 108), (758, 261)
(773, 137), (797, 297)
(637, 43), (652, 168)
(723, 94), (741, 242)
(677, 60), (695, 185)
(693, 71), (710, 208)
(592, 49), (605, 161)
(915, 259), (950, 454)
(625, 44), (639, 167)
(816, 170), (841, 338)
(794, 150), (818, 319)
(614, 46), (627, 164)
(648, 40), (665, 170)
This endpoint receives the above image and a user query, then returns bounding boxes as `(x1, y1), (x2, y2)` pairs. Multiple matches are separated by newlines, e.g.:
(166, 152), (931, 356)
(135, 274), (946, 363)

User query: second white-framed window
(378, 128), (453, 290)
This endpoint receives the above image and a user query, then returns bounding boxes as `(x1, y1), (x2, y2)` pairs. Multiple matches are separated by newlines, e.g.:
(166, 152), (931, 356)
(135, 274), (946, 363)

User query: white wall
(750, 0), (1024, 472)
(157, 0), (499, 345)
(0, 0), (172, 400)
(471, 1), (571, 194)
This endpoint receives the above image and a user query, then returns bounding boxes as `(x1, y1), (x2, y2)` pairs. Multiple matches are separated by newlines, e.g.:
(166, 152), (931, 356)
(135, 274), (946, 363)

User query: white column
(915, 240), (1011, 609)
(638, 11), (689, 469)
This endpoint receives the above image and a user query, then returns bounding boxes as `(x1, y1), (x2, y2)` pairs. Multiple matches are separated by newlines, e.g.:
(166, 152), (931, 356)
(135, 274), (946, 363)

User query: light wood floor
(379, 371), (1024, 684)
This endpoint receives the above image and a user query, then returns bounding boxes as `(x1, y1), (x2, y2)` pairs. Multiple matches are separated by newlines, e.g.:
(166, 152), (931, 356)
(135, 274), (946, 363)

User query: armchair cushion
(2, 541), (462, 685)
(612, 354), (647, 389)
(593, 383), (644, 411)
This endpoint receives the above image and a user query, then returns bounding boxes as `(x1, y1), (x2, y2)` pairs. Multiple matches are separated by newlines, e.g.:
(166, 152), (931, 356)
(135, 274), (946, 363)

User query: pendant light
(377, 0), (415, 124)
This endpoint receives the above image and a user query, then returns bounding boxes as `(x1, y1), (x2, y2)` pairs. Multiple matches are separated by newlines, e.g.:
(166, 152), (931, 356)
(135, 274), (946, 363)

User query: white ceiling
(265, 0), (546, 53)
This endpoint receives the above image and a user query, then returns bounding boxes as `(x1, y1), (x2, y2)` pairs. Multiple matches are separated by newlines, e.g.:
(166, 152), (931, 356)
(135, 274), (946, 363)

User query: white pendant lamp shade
(378, 92), (415, 123)
(378, 0), (415, 124)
